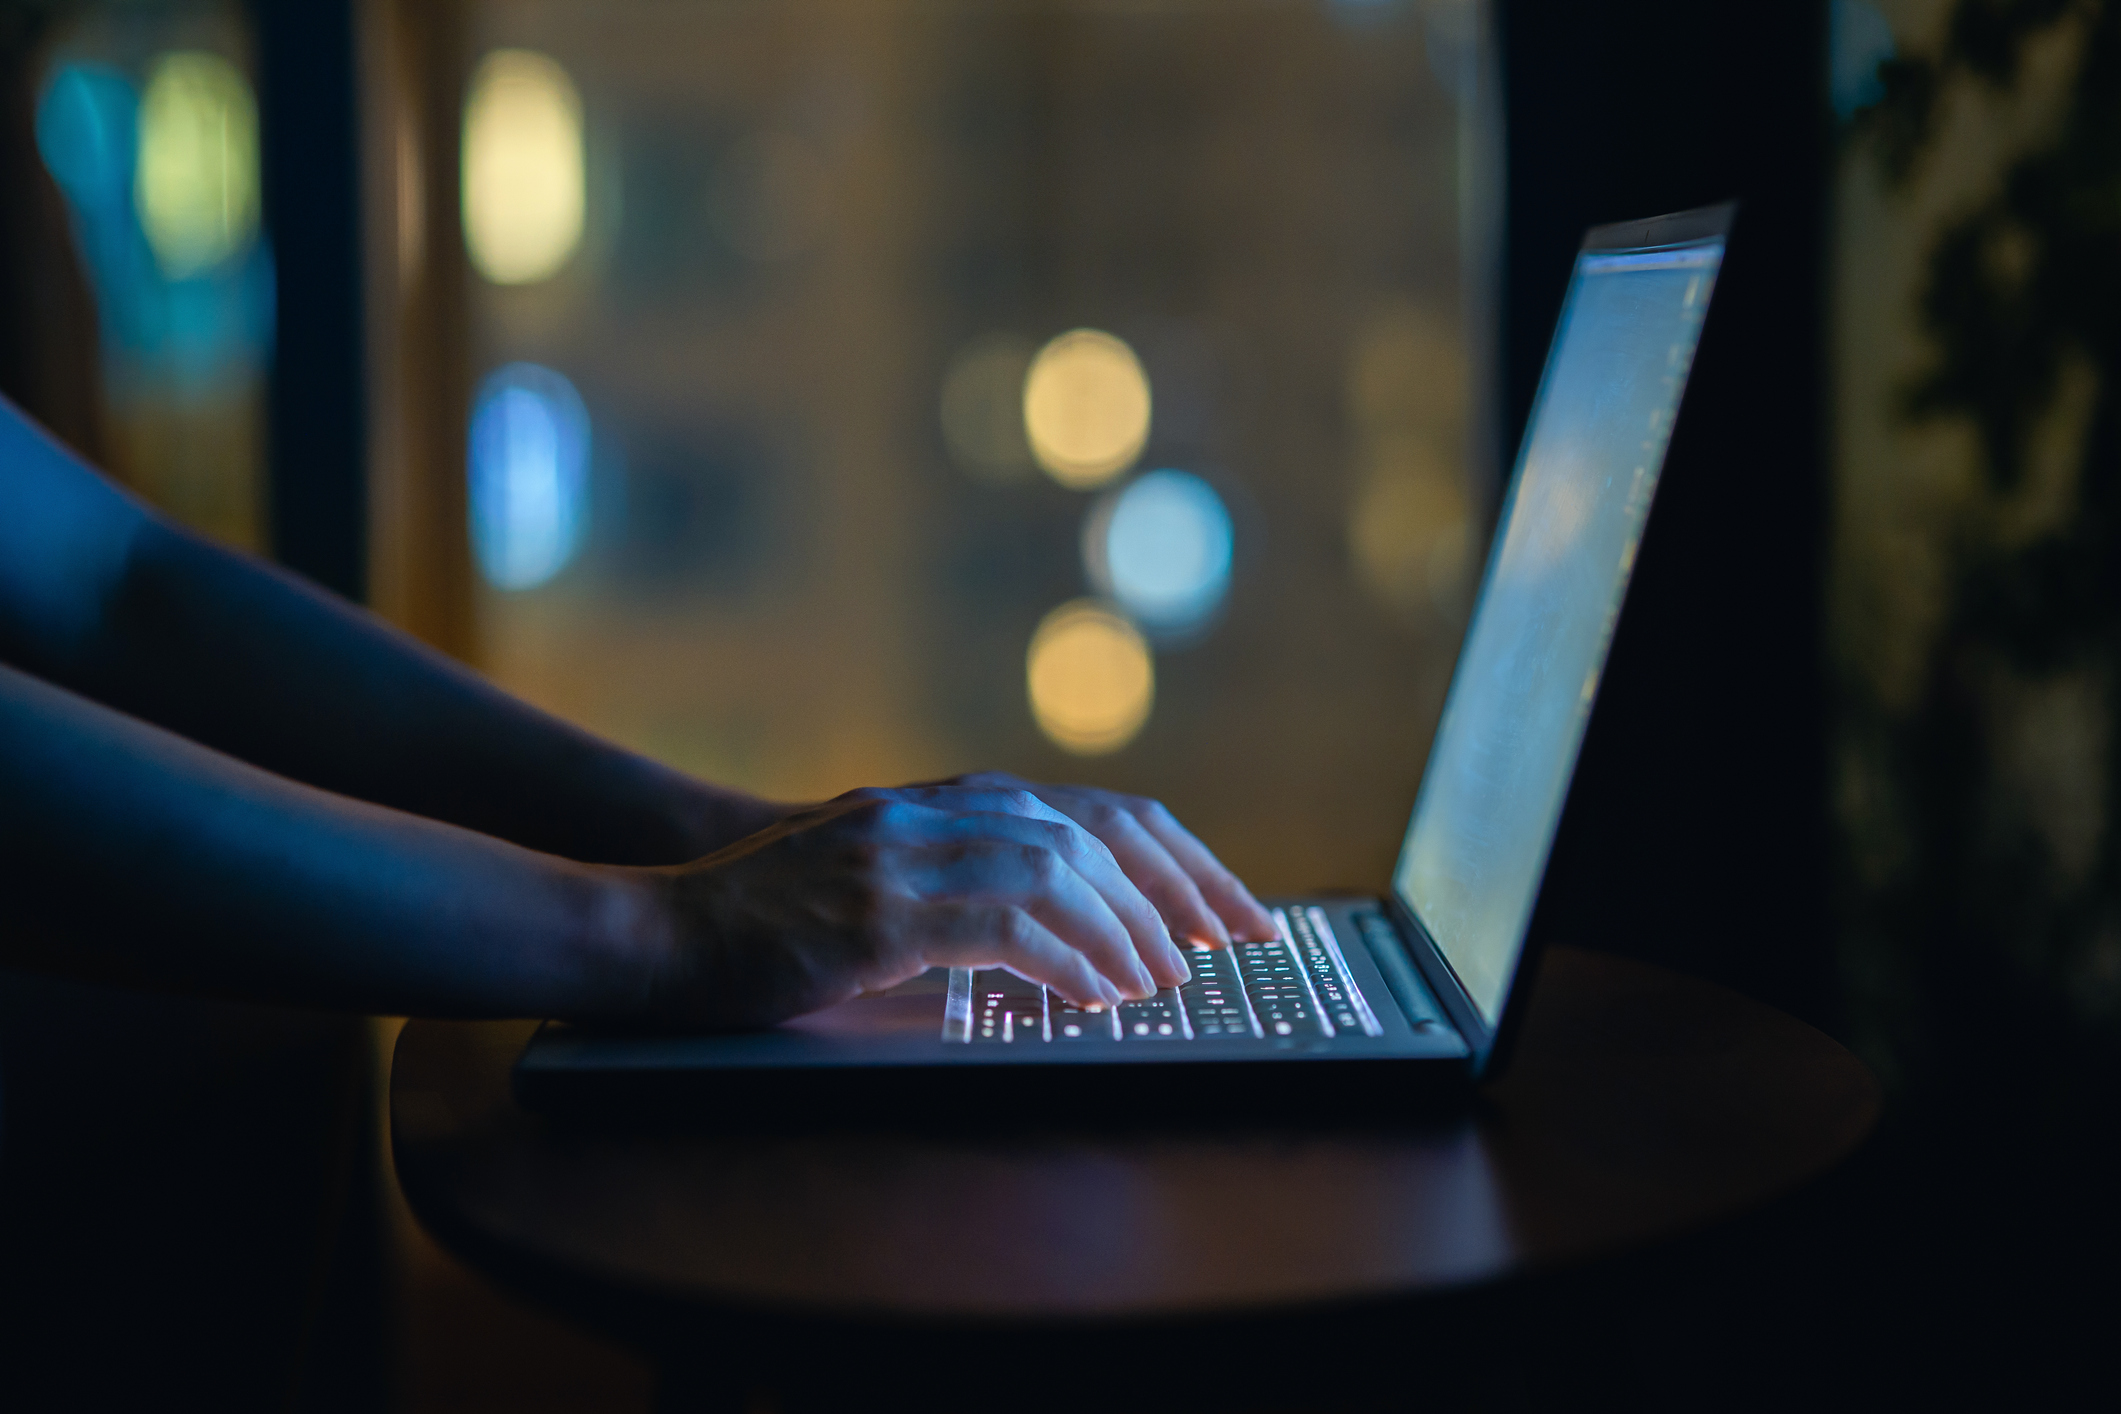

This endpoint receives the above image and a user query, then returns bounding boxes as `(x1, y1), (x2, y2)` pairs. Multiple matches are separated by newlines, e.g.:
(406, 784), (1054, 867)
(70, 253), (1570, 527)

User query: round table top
(391, 947), (1878, 1323)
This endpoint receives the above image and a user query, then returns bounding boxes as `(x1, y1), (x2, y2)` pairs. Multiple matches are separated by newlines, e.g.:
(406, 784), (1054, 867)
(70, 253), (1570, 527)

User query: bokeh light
(1346, 303), (1474, 615)
(1350, 438), (1472, 612)
(939, 333), (1035, 481)
(38, 60), (276, 389)
(1023, 329), (1151, 489)
(38, 63), (135, 219)
(462, 50), (585, 285)
(135, 53), (259, 278)
(1085, 469), (1234, 632)
(1026, 600), (1155, 755)
(469, 363), (591, 590)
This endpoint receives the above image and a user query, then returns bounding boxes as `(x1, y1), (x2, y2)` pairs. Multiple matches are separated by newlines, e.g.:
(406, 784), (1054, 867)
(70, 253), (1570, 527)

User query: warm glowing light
(1350, 436), (1472, 613)
(469, 363), (590, 590)
(1084, 469), (1233, 632)
(1026, 600), (1154, 755)
(1023, 329), (1151, 489)
(1347, 303), (1473, 614)
(462, 50), (584, 285)
(939, 333), (1035, 481)
(135, 52), (258, 278)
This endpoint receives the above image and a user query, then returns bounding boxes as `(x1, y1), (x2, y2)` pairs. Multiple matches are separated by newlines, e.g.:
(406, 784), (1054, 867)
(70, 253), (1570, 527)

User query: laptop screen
(1393, 235), (1724, 1024)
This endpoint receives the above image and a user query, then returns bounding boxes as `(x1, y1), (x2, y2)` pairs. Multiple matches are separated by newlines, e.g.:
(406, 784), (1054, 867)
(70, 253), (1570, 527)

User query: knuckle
(842, 803), (891, 840)
(997, 906), (1037, 948)
(1024, 844), (1065, 885)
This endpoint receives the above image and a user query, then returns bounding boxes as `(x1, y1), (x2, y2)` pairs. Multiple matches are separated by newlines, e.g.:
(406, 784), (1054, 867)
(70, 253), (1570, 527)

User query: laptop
(516, 202), (1734, 1123)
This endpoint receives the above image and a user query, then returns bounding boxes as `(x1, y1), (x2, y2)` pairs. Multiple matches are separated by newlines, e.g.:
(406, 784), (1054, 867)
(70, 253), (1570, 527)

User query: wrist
(560, 863), (684, 1022)
(662, 784), (790, 858)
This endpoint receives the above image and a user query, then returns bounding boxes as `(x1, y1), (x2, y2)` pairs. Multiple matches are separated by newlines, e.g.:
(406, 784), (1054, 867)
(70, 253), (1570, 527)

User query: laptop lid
(1391, 202), (1733, 1073)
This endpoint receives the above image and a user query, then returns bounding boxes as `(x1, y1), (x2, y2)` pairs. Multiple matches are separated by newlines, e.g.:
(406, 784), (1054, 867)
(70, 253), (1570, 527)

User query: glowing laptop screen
(1394, 238), (1724, 1023)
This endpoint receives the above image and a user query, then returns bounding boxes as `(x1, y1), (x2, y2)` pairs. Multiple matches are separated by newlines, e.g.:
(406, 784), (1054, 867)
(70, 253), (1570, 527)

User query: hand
(934, 771), (1277, 949)
(634, 782), (1208, 1028)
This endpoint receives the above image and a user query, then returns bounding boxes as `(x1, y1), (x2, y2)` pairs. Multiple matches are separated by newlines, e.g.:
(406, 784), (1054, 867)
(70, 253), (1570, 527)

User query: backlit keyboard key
(970, 970), (1046, 1043)
(942, 910), (1382, 1044)
(1234, 926), (1329, 1038)
(1179, 946), (1259, 1038)
(1116, 989), (1188, 1039)
(1049, 996), (1121, 1040)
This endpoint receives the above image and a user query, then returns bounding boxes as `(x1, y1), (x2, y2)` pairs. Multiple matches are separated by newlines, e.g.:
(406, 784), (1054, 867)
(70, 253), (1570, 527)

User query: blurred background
(1, 0), (2117, 1408)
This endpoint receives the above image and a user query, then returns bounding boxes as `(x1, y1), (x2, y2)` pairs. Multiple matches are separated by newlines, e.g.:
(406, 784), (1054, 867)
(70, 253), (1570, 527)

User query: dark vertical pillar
(1500, 2), (1835, 1027)
(255, 0), (368, 602)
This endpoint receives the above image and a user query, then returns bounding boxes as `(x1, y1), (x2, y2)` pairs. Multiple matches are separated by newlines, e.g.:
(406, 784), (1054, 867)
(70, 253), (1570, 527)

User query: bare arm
(0, 394), (1273, 1018)
(0, 661), (1197, 1019)
(0, 658), (649, 1014)
(0, 393), (776, 864)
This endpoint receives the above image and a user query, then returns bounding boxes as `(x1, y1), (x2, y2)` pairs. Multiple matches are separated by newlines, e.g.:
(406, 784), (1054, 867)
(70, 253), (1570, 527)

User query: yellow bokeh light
(1022, 329), (1151, 489)
(135, 52), (259, 278)
(1026, 600), (1154, 755)
(1350, 436), (1472, 615)
(462, 50), (585, 285)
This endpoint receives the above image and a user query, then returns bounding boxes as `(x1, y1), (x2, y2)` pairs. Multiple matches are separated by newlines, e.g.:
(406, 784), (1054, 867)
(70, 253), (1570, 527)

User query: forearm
(0, 661), (667, 1017)
(57, 519), (779, 863)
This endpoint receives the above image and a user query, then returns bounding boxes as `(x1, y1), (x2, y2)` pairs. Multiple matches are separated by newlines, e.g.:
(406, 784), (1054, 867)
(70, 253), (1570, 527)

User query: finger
(952, 815), (1188, 991)
(921, 835), (1160, 999)
(1071, 804), (1229, 954)
(1130, 801), (1278, 940)
(959, 799), (1196, 986)
(916, 902), (1122, 1010)
(847, 791), (1183, 991)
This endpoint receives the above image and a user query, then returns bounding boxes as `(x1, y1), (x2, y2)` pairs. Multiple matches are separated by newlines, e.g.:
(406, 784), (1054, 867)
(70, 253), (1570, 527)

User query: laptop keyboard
(944, 906), (1384, 1044)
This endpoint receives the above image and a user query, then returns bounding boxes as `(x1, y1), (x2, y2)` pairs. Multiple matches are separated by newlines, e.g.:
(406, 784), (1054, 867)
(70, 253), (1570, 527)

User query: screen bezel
(1395, 201), (1737, 1080)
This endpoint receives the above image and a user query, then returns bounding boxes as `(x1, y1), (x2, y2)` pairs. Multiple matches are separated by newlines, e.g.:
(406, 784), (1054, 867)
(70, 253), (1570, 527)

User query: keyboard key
(1289, 907), (1382, 1037)
(1049, 995), (1121, 1041)
(1179, 945), (1260, 1038)
(1117, 988), (1189, 1039)
(943, 912), (1383, 1044)
(969, 970), (1046, 1043)
(1235, 922), (1330, 1038)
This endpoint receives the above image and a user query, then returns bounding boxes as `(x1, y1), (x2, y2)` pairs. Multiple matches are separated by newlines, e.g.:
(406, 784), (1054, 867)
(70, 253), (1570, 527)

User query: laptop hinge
(1383, 892), (1494, 1067)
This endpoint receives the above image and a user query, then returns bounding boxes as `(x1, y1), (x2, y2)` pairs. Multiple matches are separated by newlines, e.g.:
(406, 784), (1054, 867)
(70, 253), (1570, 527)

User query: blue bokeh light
(37, 64), (134, 221)
(469, 363), (592, 591)
(36, 61), (274, 387)
(1085, 468), (1234, 633)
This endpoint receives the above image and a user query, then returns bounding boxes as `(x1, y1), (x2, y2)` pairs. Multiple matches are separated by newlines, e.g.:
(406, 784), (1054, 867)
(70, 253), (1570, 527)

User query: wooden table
(392, 947), (1878, 1410)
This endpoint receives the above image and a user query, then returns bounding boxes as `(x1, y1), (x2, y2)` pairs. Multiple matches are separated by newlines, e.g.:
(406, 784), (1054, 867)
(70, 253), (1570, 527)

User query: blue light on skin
(36, 61), (274, 390)
(1084, 469), (1234, 634)
(469, 363), (591, 591)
